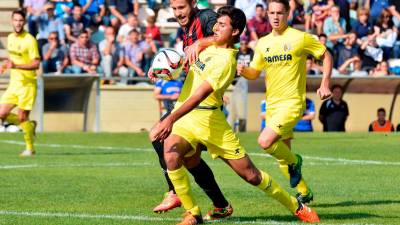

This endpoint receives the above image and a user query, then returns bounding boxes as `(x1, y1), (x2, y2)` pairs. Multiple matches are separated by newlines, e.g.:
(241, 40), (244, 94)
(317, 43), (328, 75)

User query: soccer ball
(151, 49), (183, 80)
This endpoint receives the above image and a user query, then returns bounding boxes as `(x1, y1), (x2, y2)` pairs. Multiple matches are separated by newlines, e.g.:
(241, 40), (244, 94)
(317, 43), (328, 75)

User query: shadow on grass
(314, 200), (400, 208)
(228, 212), (390, 223)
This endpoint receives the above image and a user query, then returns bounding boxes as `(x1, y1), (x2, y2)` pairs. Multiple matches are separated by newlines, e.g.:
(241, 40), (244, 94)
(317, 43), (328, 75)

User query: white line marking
(0, 162), (152, 169)
(1, 140), (399, 166)
(0, 210), (377, 225)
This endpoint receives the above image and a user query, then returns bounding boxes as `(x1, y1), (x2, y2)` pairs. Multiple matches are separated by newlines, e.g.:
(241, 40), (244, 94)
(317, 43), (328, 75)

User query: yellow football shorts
(0, 83), (37, 110)
(265, 103), (304, 140)
(172, 109), (246, 160)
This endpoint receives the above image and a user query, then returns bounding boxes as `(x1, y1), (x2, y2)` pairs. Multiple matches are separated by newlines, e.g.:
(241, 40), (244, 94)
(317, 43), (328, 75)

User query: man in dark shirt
(319, 85), (349, 131)
(247, 4), (272, 48)
(64, 5), (90, 43)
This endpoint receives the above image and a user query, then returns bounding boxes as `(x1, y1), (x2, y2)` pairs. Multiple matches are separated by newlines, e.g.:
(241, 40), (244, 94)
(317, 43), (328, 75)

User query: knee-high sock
(256, 170), (299, 213)
(168, 166), (201, 216)
(4, 113), (20, 125)
(20, 121), (34, 151)
(265, 140), (296, 165)
(278, 161), (309, 194)
(188, 159), (229, 208)
(152, 140), (175, 192)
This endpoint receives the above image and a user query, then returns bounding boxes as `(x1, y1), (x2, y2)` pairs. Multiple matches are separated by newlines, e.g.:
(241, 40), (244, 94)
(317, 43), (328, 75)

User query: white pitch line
(1, 140), (399, 166)
(0, 210), (377, 225)
(0, 162), (153, 170)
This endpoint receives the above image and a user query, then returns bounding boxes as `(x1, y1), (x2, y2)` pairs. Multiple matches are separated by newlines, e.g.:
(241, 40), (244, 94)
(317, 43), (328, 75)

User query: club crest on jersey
(283, 43), (292, 52)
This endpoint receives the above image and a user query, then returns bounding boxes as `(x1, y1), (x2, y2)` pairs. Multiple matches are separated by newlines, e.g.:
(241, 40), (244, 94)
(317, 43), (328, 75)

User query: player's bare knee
(258, 136), (273, 149)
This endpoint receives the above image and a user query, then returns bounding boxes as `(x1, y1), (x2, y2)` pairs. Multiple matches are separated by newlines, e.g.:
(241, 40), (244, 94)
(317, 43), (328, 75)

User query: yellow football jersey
(7, 31), (39, 83)
(250, 27), (326, 107)
(174, 45), (238, 109)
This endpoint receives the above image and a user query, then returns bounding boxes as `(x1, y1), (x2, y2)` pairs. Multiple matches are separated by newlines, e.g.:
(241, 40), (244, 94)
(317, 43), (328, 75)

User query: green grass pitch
(0, 132), (399, 225)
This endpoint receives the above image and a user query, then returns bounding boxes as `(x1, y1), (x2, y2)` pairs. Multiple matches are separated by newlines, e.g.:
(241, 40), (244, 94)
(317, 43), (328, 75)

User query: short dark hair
(377, 108), (386, 114)
(256, 4), (264, 9)
(128, 29), (139, 35)
(217, 6), (246, 43)
(79, 30), (89, 36)
(319, 33), (327, 39)
(268, 0), (290, 12)
(12, 9), (26, 20)
(331, 84), (343, 91)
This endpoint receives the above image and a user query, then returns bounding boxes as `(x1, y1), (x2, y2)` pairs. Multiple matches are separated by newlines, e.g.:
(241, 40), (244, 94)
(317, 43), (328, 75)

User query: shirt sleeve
(91, 44), (100, 61)
(69, 44), (77, 61)
(28, 36), (40, 60)
(303, 32), (326, 60)
(249, 42), (265, 71)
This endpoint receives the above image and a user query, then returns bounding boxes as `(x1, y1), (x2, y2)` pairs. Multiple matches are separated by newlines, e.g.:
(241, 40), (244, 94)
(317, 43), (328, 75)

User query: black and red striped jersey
(182, 8), (217, 50)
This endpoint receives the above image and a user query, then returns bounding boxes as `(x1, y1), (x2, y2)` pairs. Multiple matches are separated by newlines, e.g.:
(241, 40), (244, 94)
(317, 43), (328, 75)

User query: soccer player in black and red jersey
(148, 0), (233, 221)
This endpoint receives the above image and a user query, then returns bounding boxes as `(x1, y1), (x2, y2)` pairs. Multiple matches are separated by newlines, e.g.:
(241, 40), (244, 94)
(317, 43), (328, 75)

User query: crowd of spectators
(22, 0), (400, 84)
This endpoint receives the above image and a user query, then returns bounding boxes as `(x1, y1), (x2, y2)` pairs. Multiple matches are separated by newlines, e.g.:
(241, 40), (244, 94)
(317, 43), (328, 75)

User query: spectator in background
(306, 57), (321, 75)
(374, 9), (398, 60)
(140, 33), (159, 74)
(335, 32), (359, 68)
(78, 0), (107, 26)
(247, 4), (272, 48)
(64, 5), (91, 43)
(388, 0), (400, 27)
(145, 15), (162, 46)
(323, 5), (347, 50)
(366, 0), (389, 24)
(235, 0), (266, 20)
(338, 56), (368, 76)
(353, 8), (373, 38)
(153, 79), (183, 117)
(319, 84), (349, 131)
(108, 0), (139, 27)
(124, 30), (145, 82)
(369, 108), (394, 132)
(370, 60), (391, 76)
(311, 0), (333, 35)
(357, 29), (382, 68)
(99, 27), (128, 85)
(66, 31), (100, 74)
(117, 13), (142, 43)
(42, 32), (69, 74)
(228, 36), (253, 132)
(294, 98), (315, 132)
(333, 0), (350, 31)
(23, 0), (47, 36)
(53, 0), (74, 19)
(35, 2), (65, 55)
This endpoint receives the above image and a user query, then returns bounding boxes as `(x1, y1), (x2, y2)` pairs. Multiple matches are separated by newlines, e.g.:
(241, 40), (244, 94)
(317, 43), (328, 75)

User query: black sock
(188, 159), (229, 208)
(152, 140), (175, 193)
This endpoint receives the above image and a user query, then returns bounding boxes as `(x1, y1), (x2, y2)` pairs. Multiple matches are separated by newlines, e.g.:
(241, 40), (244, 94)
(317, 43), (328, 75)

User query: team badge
(283, 43), (291, 52)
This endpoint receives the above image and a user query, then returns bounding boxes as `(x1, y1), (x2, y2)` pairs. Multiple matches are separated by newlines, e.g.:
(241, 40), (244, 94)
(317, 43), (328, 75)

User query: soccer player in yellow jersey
(153, 6), (320, 225)
(0, 10), (40, 157)
(237, 0), (333, 204)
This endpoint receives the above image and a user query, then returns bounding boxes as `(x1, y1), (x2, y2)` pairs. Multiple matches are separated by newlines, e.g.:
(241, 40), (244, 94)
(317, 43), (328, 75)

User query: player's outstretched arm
(237, 64), (261, 80)
(184, 36), (216, 65)
(317, 50), (332, 100)
(153, 81), (213, 140)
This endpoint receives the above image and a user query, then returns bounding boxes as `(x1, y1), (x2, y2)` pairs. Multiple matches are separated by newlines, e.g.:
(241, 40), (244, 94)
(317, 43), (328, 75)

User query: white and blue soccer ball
(151, 48), (183, 80)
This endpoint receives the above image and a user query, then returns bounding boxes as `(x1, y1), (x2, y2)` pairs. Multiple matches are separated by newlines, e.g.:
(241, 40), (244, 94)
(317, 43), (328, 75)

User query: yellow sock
(5, 113), (20, 125)
(20, 121), (35, 151)
(278, 161), (309, 194)
(168, 166), (201, 216)
(265, 140), (296, 164)
(257, 170), (299, 213)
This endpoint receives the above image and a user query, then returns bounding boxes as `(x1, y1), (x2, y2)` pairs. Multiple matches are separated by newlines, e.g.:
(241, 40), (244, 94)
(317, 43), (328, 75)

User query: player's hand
(317, 85), (331, 100)
(184, 42), (201, 65)
(154, 116), (173, 141)
(147, 67), (158, 83)
(169, 93), (179, 100)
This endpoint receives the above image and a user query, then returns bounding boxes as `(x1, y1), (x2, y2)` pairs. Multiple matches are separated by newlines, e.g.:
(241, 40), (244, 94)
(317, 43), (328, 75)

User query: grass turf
(0, 132), (399, 225)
